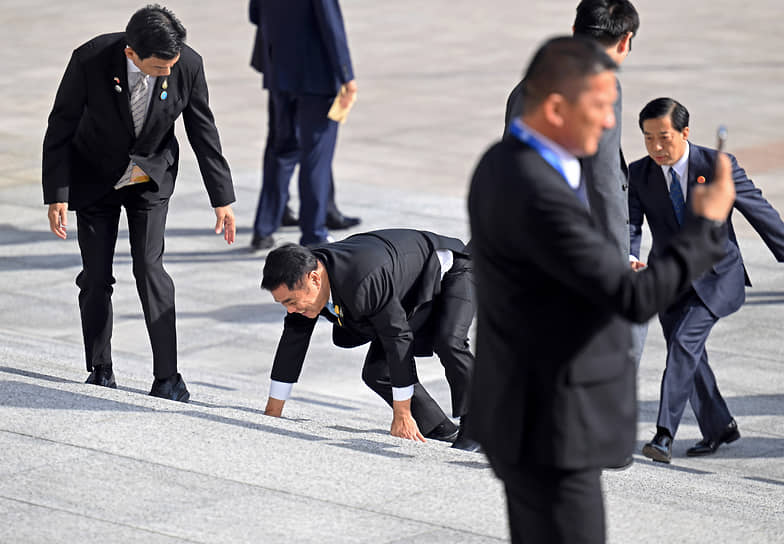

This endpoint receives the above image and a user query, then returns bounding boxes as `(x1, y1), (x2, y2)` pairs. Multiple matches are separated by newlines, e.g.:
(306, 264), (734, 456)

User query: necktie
(130, 73), (149, 136)
(114, 73), (150, 189)
(669, 168), (686, 225)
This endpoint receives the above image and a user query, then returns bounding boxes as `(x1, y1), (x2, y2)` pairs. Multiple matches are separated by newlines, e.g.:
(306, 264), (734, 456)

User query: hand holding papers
(327, 80), (357, 124)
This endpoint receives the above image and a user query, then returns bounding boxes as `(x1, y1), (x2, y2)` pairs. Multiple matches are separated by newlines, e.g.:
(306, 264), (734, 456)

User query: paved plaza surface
(1, 1), (783, 542)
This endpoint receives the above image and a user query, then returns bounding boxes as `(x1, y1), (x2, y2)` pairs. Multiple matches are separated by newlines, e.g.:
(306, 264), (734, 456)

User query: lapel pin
(697, 176), (706, 184)
(162, 78), (168, 90)
(113, 76), (122, 93)
(160, 90), (168, 100)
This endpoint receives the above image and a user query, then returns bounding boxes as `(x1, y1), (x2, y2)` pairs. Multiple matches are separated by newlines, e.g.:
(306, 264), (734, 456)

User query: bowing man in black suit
(468, 36), (737, 543)
(260, 230), (481, 451)
(42, 5), (236, 402)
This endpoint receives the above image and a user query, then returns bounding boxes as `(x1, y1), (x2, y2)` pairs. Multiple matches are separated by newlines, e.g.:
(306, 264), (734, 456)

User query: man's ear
(617, 32), (633, 56)
(544, 93), (567, 128)
(310, 269), (322, 289)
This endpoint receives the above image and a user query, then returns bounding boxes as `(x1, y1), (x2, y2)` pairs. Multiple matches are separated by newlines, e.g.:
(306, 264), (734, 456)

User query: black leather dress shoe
(326, 213), (361, 230)
(642, 431), (672, 463)
(451, 416), (483, 453)
(251, 234), (274, 251)
(85, 365), (116, 388)
(605, 456), (634, 471)
(687, 419), (740, 457)
(149, 373), (190, 403)
(424, 418), (459, 443)
(281, 206), (299, 227)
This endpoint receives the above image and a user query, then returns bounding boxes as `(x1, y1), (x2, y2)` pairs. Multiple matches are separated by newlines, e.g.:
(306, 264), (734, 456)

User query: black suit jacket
(270, 230), (469, 388)
(468, 136), (725, 470)
(42, 33), (234, 210)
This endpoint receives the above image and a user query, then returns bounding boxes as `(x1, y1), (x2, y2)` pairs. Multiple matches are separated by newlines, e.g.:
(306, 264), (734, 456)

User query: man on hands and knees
(468, 36), (736, 543)
(260, 230), (481, 452)
(630, 97), (784, 463)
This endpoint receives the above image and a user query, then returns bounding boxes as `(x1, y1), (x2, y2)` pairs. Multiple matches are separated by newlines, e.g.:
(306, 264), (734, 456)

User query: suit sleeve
(270, 313), (318, 383)
(312, 0), (354, 84)
(181, 57), (236, 207)
(628, 164), (645, 259)
(357, 269), (417, 388)
(728, 154), (784, 261)
(511, 173), (724, 323)
(42, 50), (86, 204)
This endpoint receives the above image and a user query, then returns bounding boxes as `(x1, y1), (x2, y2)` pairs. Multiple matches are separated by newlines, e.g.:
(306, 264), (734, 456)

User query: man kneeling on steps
(260, 229), (481, 452)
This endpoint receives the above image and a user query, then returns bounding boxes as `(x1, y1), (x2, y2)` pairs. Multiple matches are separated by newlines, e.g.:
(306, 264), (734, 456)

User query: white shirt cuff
(392, 385), (415, 401)
(269, 380), (293, 401)
(436, 249), (454, 281)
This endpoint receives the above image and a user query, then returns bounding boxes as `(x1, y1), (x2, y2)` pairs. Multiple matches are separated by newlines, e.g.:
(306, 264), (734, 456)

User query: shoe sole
(687, 429), (741, 457)
(451, 442), (483, 453)
(85, 379), (117, 389)
(642, 444), (671, 463)
(426, 429), (459, 443)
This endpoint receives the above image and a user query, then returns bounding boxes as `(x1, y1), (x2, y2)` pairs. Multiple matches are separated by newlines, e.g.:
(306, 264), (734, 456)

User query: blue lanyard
(509, 119), (570, 184)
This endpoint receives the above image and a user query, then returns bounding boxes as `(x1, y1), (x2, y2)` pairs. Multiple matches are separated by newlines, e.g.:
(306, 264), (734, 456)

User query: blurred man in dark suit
(469, 36), (736, 543)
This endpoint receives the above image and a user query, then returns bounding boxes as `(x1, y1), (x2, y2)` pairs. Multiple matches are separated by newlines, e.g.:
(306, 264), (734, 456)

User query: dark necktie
(669, 168), (685, 225)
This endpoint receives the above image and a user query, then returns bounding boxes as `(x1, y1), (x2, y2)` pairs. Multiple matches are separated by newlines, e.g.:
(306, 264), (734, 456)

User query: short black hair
(125, 4), (186, 60)
(261, 244), (319, 291)
(520, 35), (617, 114)
(638, 97), (690, 132)
(574, 0), (640, 47)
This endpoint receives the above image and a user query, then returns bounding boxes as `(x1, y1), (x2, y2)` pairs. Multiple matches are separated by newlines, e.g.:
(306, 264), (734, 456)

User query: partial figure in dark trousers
(42, 5), (236, 402)
(248, 0), (360, 251)
(506, 0), (648, 385)
(468, 36), (737, 543)
(260, 230), (481, 452)
(630, 97), (784, 463)
(247, 0), (357, 248)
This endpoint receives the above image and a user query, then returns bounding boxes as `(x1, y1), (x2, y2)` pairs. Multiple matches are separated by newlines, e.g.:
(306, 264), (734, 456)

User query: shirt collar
(662, 142), (690, 181)
(126, 57), (142, 74)
(518, 121), (582, 189)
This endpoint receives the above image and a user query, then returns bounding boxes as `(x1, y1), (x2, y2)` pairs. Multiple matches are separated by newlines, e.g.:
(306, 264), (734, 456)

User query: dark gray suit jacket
(468, 135), (725, 469)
